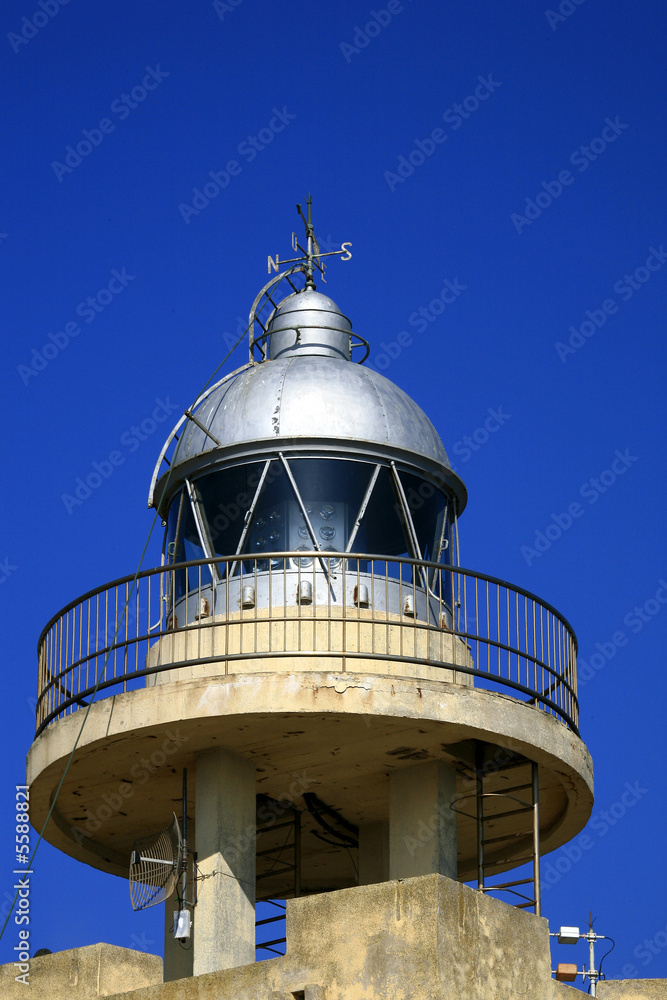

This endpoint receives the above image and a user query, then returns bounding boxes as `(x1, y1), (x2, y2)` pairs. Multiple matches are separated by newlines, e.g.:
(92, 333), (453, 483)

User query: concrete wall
(0, 943), (162, 998)
(599, 982), (667, 998)
(5, 880), (664, 999)
(98, 874), (560, 1000)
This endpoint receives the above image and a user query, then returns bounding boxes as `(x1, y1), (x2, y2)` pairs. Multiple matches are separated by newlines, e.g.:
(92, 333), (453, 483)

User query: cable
(0, 318), (252, 946)
(303, 792), (359, 848)
(598, 936), (615, 980)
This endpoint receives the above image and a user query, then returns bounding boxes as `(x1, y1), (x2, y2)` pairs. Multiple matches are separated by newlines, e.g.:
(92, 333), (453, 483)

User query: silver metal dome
(150, 354), (466, 514)
(265, 289), (352, 361)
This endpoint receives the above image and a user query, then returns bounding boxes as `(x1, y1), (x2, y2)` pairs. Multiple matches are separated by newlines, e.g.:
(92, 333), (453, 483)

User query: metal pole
(588, 932), (596, 996)
(294, 810), (302, 898)
(182, 768), (188, 904)
(532, 761), (541, 916)
(475, 743), (485, 893)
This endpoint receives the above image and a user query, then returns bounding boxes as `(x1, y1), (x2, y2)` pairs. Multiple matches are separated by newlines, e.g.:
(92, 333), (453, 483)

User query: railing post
(475, 742), (485, 894)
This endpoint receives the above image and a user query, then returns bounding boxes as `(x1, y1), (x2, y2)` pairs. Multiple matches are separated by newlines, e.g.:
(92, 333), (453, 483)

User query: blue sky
(1, 0), (666, 986)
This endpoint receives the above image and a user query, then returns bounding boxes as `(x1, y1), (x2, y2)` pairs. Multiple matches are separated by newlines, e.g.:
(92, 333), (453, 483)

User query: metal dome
(150, 354), (466, 514)
(265, 288), (353, 361)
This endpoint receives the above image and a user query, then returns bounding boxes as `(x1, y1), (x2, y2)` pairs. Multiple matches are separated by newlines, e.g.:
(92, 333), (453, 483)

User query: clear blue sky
(1, 0), (665, 985)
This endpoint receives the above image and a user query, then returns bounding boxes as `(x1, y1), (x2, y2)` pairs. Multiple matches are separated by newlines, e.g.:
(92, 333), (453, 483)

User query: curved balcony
(35, 554), (579, 738)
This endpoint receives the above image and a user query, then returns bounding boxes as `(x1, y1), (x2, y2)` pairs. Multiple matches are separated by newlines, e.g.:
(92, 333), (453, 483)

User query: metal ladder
(254, 797), (301, 957)
(453, 743), (541, 915)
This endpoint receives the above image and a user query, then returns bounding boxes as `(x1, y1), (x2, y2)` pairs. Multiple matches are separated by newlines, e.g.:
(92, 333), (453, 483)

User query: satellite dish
(129, 813), (183, 911)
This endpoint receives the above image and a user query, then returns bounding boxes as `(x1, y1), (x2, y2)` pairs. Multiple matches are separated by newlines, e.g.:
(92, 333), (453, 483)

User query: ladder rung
(450, 806), (477, 821)
(483, 877), (535, 890)
(257, 820), (295, 834)
(481, 832), (523, 846)
(256, 865), (296, 881)
(484, 853), (535, 867)
(481, 805), (532, 822)
(487, 781), (532, 796)
(256, 937), (286, 950)
(256, 843), (295, 858)
(255, 914), (285, 927)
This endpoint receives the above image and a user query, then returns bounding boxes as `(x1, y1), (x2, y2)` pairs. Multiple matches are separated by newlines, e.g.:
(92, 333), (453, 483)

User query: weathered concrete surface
(26, 671), (594, 887)
(389, 760), (457, 879)
(6, 888), (662, 1000)
(98, 874), (564, 1000)
(0, 943), (161, 998)
(552, 984), (586, 998)
(193, 748), (255, 975)
(599, 981), (667, 998)
(145, 607), (474, 688)
(358, 821), (389, 885)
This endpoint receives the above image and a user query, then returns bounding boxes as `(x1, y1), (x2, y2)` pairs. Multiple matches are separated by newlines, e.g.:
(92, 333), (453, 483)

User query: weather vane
(267, 194), (352, 286)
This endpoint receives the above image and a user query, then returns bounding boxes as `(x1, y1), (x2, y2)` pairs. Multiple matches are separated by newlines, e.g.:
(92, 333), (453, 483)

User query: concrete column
(389, 761), (457, 880)
(194, 749), (256, 975)
(358, 821), (389, 885)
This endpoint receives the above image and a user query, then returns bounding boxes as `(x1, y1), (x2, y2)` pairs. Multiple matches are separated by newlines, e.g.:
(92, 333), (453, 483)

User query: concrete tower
(26, 205), (595, 996)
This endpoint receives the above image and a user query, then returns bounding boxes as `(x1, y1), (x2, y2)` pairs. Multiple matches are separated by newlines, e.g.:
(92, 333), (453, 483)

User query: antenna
(129, 813), (183, 911)
(551, 916), (616, 996)
(129, 769), (195, 940)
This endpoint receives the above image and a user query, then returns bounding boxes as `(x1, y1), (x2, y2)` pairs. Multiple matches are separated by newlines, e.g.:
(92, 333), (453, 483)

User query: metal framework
(254, 800), (301, 957)
(452, 746), (541, 914)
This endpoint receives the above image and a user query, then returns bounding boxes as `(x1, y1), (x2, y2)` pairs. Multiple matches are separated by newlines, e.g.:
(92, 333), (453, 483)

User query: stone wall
(0, 942), (162, 999)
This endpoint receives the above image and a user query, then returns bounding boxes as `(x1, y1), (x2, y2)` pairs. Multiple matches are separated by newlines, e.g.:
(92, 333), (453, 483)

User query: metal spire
(296, 194), (319, 289)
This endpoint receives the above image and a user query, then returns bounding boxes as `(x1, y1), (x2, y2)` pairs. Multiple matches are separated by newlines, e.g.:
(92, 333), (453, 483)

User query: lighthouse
(27, 202), (594, 993)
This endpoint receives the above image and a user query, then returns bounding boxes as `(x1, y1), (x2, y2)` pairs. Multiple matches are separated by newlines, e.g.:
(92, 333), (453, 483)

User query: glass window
(165, 459), (452, 588)
(165, 488), (207, 597)
(398, 470), (449, 563)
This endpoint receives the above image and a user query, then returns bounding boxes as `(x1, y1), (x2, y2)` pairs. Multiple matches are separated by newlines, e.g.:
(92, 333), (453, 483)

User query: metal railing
(35, 554), (578, 737)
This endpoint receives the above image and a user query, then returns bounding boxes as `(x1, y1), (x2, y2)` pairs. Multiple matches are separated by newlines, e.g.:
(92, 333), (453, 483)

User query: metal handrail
(34, 554), (579, 738)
